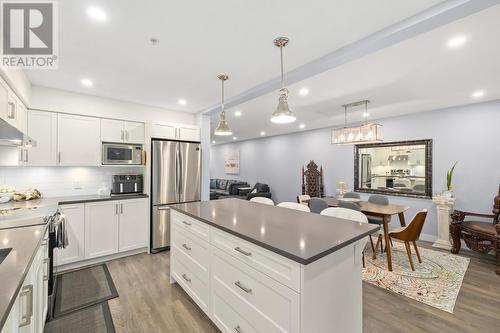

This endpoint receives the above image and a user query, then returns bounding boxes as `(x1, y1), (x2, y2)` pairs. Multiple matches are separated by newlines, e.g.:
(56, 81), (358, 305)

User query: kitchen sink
(0, 248), (12, 265)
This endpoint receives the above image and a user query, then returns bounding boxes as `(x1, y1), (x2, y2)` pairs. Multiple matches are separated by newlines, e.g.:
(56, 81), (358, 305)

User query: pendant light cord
(280, 45), (284, 89)
(221, 78), (225, 114)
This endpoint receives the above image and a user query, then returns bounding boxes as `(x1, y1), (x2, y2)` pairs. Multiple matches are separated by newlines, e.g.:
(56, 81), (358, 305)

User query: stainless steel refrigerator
(151, 140), (201, 252)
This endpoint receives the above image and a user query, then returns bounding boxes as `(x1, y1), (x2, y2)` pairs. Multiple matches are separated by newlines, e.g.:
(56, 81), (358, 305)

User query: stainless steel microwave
(102, 143), (143, 165)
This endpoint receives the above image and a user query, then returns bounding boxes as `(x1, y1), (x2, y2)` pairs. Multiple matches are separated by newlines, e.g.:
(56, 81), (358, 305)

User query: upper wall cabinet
(101, 119), (144, 144)
(27, 110), (58, 166)
(0, 79), (27, 133)
(152, 122), (200, 142)
(58, 114), (101, 166)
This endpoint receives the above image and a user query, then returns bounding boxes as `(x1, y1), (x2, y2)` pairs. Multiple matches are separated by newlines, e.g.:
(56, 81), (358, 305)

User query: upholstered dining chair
(277, 202), (311, 212)
(338, 201), (361, 211)
(250, 197), (274, 205)
(309, 198), (328, 214)
(297, 194), (311, 206)
(321, 207), (375, 267)
(389, 209), (428, 271)
(367, 194), (392, 256)
(343, 192), (361, 199)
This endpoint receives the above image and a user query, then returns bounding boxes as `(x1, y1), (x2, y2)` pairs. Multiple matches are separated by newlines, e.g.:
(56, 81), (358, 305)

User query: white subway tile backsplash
(0, 166), (144, 197)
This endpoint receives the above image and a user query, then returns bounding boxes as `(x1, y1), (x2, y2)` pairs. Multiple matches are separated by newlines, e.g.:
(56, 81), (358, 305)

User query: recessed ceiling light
(81, 78), (93, 87)
(211, 140), (216, 144)
(87, 7), (107, 21)
(234, 110), (242, 117)
(299, 124), (305, 129)
(232, 137), (237, 140)
(472, 90), (485, 98)
(447, 35), (467, 48)
(299, 88), (309, 96)
(260, 131), (265, 136)
(178, 99), (187, 105)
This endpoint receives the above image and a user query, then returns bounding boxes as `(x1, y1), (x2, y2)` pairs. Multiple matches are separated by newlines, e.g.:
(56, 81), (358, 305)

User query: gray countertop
(0, 224), (48, 330)
(171, 198), (379, 265)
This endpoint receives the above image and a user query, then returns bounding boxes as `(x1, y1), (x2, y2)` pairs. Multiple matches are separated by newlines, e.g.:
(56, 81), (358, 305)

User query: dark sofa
(237, 182), (272, 200)
(210, 179), (249, 199)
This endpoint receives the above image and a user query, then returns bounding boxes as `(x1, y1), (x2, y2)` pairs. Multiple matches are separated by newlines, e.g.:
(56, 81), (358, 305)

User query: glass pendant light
(270, 37), (296, 124)
(214, 74), (233, 136)
(332, 100), (383, 144)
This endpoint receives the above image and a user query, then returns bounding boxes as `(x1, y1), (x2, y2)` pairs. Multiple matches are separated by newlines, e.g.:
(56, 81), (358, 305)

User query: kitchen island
(170, 198), (378, 333)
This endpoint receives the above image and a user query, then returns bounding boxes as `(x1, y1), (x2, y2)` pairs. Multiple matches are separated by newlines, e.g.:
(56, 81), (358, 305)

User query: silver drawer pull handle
(234, 247), (251, 256)
(182, 243), (192, 251)
(182, 273), (191, 282)
(182, 221), (192, 226)
(43, 258), (50, 281)
(235, 326), (243, 333)
(18, 285), (33, 327)
(234, 281), (252, 294)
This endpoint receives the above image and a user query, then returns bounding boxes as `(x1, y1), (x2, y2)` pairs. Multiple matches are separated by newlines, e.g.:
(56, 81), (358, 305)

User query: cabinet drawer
(212, 247), (299, 333)
(171, 226), (209, 280)
(171, 211), (209, 242)
(171, 256), (209, 315)
(211, 228), (301, 292)
(212, 293), (259, 333)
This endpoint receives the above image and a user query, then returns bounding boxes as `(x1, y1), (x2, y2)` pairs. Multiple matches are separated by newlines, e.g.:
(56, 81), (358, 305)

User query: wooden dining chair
(388, 209), (428, 271)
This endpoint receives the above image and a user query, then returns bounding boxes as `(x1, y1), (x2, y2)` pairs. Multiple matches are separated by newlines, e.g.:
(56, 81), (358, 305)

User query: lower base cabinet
(1, 230), (49, 333)
(56, 198), (148, 267)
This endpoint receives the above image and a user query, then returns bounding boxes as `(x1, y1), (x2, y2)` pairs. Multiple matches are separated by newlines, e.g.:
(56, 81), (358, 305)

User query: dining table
(305, 196), (410, 271)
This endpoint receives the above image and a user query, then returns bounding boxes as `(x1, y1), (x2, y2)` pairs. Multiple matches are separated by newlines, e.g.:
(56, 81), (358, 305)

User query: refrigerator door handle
(178, 144), (183, 202)
(175, 143), (180, 202)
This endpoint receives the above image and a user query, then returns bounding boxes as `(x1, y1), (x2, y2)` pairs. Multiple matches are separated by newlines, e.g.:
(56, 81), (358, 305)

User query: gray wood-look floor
(105, 242), (500, 333)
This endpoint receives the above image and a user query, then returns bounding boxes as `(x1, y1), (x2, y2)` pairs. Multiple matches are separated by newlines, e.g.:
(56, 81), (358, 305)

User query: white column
(432, 195), (455, 250)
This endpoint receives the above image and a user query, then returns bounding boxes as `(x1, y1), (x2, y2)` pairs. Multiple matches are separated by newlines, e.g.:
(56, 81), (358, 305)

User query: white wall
(30, 85), (196, 124)
(210, 100), (500, 239)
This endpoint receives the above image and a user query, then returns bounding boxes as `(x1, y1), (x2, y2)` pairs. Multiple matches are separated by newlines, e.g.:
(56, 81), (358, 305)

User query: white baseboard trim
(56, 247), (148, 272)
(419, 233), (437, 243)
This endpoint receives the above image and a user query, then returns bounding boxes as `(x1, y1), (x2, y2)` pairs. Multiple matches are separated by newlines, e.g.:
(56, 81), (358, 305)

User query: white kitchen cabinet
(152, 122), (200, 142)
(0, 79), (9, 124)
(151, 122), (177, 140)
(56, 204), (85, 265)
(118, 198), (148, 252)
(100, 119), (124, 143)
(26, 110), (58, 166)
(85, 201), (120, 259)
(57, 114), (101, 166)
(178, 126), (200, 141)
(33, 236), (49, 333)
(123, 121), (144, 144)
(101, 119), (144, 144)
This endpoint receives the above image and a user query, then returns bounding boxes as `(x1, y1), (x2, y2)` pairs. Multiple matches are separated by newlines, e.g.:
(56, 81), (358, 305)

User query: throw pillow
(210, 179), (216, 189)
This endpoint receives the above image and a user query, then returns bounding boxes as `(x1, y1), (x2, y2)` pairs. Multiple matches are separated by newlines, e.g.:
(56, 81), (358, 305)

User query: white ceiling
(25, 0), (443, 112)
(211, 4), (500, 144)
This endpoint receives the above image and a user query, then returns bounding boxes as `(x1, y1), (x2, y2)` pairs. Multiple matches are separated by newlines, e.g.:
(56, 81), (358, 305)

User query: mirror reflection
(355, 140), (432, 198)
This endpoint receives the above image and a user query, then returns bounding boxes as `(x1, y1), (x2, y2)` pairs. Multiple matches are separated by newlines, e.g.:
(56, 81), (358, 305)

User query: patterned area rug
(363, 242), (469, 313)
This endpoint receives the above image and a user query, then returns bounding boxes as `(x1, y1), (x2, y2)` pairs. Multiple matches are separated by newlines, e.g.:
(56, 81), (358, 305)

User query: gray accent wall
(210, 100), (500, 239)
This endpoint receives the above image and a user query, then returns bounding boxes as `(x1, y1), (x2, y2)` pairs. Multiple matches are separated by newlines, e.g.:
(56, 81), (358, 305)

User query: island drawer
(211, 247), (300, 333)
(212, 293), (259, 333)
(171, 227), (209, 280)
(171, 211), (209, 242)
(211, 228), (301, 292)
(171, 255), (209, 315)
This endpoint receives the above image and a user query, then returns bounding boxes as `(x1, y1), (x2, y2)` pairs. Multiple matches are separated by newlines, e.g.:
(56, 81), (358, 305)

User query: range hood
(0, 118), (36, 147)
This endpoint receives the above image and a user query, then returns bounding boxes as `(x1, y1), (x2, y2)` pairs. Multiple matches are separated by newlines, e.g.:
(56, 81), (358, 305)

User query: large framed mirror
(354, 139), (432, 198)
